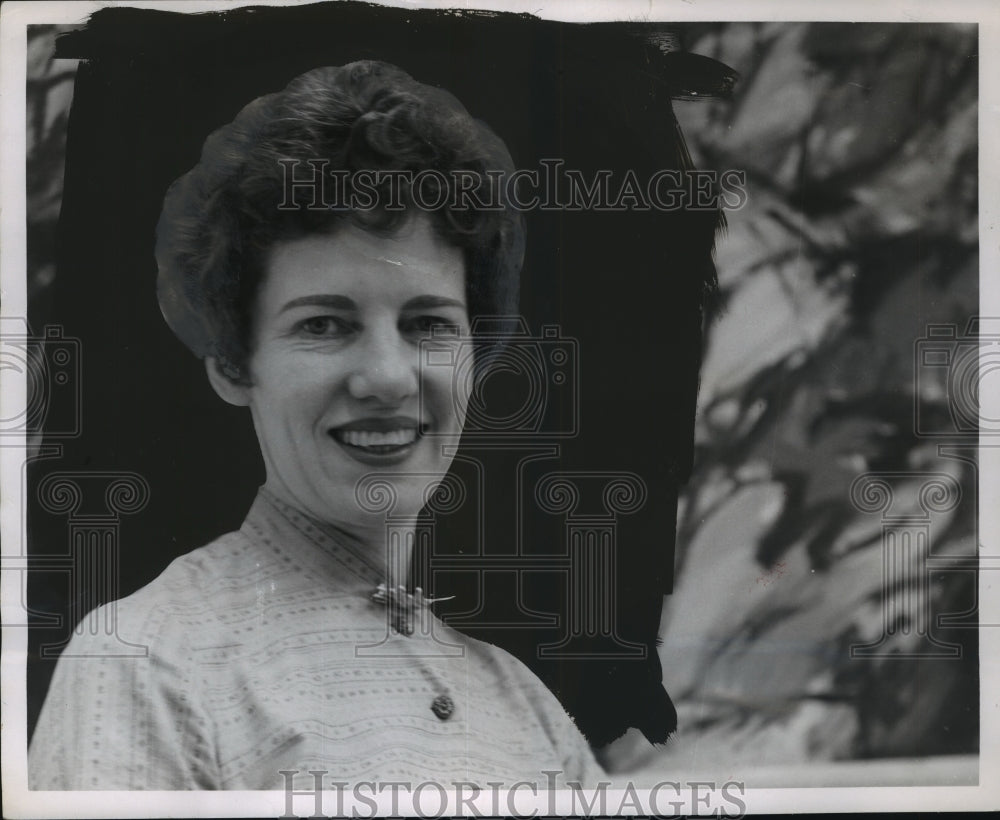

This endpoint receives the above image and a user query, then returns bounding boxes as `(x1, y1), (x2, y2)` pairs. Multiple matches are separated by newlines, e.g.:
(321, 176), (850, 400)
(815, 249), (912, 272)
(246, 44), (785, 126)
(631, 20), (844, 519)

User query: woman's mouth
(333, 427), (418, 453)
(328, 418), (425, 460)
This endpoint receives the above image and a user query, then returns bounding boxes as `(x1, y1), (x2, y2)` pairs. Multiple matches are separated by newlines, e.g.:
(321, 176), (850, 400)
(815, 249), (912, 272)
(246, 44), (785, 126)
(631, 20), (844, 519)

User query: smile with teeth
(333, 427), (419, 451)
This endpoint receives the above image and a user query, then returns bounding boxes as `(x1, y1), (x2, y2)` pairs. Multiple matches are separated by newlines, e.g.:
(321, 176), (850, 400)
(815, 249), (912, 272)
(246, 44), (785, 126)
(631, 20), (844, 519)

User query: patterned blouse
(28, 489), (603, 790)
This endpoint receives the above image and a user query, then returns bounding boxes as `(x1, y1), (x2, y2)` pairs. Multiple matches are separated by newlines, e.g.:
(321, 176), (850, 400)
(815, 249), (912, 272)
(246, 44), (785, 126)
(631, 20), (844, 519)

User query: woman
(29, 62), (603, 790)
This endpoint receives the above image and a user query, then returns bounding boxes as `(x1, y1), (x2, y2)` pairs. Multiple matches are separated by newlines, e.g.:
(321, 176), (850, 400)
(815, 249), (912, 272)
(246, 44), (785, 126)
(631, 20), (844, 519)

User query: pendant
(431, 693), (454, 721)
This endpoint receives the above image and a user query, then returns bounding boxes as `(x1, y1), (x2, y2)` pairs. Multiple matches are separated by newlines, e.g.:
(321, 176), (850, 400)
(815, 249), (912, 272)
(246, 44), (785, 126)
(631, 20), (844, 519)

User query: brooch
(370, 583), (454, 636)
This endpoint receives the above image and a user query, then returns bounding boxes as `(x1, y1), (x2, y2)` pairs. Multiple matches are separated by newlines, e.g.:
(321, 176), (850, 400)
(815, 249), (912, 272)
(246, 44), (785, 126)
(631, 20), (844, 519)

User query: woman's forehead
(261, 216), (467, 306)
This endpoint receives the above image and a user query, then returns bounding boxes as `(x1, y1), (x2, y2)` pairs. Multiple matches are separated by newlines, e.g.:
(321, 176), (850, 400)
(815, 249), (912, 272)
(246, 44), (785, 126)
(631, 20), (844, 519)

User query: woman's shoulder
(131, 526), (257, 595)
(442, 622), (560, 702)
(90, 527), (268, 649)
(151, 527), (272, 596)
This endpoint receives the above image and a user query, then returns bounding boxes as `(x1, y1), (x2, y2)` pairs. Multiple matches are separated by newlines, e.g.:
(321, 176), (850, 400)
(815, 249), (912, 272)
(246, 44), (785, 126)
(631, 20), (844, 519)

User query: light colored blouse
(28, 489), (603, 790)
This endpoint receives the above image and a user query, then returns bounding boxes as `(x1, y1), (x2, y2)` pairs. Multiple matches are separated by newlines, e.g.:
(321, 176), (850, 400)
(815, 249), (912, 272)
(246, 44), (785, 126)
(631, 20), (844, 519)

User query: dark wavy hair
(156, 61), (525, 383)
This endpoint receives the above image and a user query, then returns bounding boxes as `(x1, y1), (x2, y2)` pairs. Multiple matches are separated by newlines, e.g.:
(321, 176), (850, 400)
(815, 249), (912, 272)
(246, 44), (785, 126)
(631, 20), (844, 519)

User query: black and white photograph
(1, 0), (997, 816)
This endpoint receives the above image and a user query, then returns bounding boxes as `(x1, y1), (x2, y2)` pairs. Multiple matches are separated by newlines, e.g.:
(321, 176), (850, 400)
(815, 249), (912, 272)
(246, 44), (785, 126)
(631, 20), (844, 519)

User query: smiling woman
(208, 218), (473, 539)
(27, 61), (602, 790)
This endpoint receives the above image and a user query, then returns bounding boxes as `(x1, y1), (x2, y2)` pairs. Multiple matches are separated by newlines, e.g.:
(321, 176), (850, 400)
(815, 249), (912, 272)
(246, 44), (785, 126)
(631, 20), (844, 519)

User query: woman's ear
(205, 356), (251, 406)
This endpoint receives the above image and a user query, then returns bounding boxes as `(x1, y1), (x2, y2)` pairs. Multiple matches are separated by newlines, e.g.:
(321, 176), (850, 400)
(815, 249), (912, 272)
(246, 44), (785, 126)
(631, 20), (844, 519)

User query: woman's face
(226, 214), (471, 530)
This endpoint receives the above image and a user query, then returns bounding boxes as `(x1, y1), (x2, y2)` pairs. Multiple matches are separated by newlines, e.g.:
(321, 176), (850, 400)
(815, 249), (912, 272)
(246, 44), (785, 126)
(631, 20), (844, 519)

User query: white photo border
(2, 0), (998, 816)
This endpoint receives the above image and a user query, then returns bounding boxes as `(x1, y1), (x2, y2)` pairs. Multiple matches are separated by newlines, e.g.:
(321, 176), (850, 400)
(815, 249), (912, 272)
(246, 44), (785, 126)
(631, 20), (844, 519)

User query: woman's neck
(259, 480), (416, 589)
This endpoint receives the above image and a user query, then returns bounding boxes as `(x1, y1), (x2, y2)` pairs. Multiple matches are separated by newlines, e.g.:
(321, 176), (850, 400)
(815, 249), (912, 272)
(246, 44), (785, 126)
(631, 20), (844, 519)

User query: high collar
(240, 486), (387, 595)
(240, 487), (457, 646)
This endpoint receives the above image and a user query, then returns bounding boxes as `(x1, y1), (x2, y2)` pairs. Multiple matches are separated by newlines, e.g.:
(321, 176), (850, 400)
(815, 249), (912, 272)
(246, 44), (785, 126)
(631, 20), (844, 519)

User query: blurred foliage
(604, 22), (978, 774)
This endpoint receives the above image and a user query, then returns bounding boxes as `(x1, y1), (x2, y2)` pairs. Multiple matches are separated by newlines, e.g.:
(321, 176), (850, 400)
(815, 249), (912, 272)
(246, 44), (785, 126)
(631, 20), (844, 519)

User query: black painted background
(27, 2), (727, 747)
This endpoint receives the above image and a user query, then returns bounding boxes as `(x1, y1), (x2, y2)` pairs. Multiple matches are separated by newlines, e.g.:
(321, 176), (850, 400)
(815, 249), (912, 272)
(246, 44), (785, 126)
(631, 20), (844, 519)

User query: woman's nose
(346, 329), (418, 405)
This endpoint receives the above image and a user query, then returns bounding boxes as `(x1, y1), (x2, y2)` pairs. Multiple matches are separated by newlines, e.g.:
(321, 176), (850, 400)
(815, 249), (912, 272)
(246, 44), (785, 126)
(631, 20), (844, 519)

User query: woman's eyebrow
(401, 295), (467, 311)
(278, 295), (356, 313)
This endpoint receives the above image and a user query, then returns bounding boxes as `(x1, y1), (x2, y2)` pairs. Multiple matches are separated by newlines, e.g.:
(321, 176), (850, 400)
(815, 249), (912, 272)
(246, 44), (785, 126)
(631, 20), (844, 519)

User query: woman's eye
(297, 316), (348, 337)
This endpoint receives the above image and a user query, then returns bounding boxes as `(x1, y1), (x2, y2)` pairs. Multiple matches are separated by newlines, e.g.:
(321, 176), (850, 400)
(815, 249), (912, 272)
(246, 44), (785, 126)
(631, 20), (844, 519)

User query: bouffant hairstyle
(156, 61), (525, 383)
